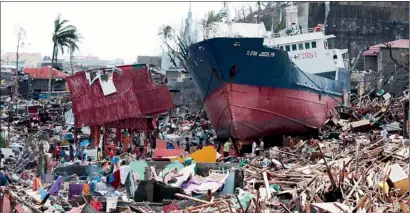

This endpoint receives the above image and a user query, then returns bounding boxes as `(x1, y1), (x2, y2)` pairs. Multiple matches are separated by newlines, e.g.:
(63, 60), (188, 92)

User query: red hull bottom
(204, 83), (341, 140)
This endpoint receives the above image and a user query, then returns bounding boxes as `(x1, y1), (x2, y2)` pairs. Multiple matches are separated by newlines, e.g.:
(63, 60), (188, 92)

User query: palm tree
(48, 14), (81, 93)
(68, 40), (79, 74)
(158, 25), (173, 40)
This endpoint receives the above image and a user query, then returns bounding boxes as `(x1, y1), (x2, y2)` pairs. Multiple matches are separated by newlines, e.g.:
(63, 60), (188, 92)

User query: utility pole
(14, 24), (26, 99)
(7, 25), (26, 147)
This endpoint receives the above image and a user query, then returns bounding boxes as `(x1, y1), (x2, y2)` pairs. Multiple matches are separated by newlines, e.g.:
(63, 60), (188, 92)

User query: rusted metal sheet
(2, 196), (11, 213)
(24, 66), (69, 79)
(66, 65), (174, 127)
(103, 117), (150, 130)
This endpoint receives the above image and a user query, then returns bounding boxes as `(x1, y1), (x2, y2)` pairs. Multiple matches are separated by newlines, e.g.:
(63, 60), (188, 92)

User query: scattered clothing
(0, 172), (8, 186)
(82, 183), (90, 195)
(48, 176), (62, 196)
(68, 184), (84, 199)
(32, 177), (43, 191)
(120, 165), (131, 185)
(111, 156), (120, 164)
(42, 174), (54, 184)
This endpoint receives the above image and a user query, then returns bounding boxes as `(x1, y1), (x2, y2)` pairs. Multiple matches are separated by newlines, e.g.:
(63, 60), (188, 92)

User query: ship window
(298, 43), (304, 50)
(285, 45), (290, 51)
(311, 41), (317, 48)
(291, 44), (297, 51)
(305, 42), (311, 49)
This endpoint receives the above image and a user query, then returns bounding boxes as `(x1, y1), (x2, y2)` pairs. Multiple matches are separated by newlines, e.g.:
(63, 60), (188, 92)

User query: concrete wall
(363, 56), (377, 71)
(297, 3), (310, 30)
(378, 47), (409, 96)
(305, 2), (409, 70)
(166, 71), (181, 79)
(167, 78), (202, 111)
(137, 56), (162, 68)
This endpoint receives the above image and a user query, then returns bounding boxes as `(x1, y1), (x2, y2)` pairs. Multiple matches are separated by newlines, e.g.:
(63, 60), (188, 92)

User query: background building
(137, 56), (162, 68)
(1, 52), (42, 70)
(361, 39), (409, 96)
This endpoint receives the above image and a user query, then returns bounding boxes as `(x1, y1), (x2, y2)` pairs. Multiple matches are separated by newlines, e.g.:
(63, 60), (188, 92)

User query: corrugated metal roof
(67, 64), (174, 127)
(24, 66), (69, 79)
(363, 39), (409, 56)
(81, 203), (99, 213)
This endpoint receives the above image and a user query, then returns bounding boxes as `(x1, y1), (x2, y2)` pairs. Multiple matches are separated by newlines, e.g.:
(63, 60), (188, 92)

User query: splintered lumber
(175, 193), (210, 204)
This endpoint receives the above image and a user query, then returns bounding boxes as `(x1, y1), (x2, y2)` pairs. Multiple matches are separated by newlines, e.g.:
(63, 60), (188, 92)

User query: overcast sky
(1, 1), (253, 63)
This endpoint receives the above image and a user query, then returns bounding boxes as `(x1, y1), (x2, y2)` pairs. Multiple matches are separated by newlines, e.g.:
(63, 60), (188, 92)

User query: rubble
(0, 87), (409, 213)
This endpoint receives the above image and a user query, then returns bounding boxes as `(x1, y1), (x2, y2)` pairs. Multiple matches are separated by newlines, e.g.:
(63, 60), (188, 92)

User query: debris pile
(0, 91), (408, 213)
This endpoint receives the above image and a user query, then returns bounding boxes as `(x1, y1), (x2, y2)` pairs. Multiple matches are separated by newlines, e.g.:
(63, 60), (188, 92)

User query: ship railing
(204, 33), (269, 40)
(270, 27), (323, 38)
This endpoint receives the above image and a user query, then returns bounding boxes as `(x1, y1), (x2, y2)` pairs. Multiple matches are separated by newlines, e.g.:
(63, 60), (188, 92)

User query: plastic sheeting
(66, 64), (174, 127)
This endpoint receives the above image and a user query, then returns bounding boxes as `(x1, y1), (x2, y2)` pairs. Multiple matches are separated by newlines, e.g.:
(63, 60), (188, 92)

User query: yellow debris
(173, 146), (218, 163)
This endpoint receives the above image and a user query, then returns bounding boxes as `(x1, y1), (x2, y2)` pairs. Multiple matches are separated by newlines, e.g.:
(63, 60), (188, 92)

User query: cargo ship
(185, 4), (351, 140)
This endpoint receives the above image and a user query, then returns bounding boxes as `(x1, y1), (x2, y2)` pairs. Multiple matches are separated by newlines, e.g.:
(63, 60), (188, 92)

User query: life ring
(314, 24), (323, 32)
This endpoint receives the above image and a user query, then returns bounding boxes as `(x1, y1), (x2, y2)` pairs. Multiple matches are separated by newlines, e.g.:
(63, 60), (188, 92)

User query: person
(238, 140), (245, 157)
(252, 140), (257, 156)
(0, 152), (4, 170)
(166, 141), (175, 149)
(69, 144), (75, 161)
(97, 147), (103, 161)
(184, 137), (191, 153)
(82, 148), (87, 161)
(198, 138), (204, 150)
(108, 148), (115, 159)
(60, 147), (66, 161)
(56, 144), (61, 159)
(197, 139), (203, 150)
(223, 139), (232, 157)
(216, 138), (222, 153)
(259, 138), (264, 152)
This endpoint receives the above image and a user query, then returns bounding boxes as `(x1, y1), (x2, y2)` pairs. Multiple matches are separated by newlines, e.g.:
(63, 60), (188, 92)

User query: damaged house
(19, 66), (69, 99)
(361, 39), (409, 96)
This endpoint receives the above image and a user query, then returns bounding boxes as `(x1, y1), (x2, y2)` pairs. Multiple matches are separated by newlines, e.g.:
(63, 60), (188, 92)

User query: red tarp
(66, 65), (174, 127)
(153, 139), (184, 158)
(24, 66), (69, 79)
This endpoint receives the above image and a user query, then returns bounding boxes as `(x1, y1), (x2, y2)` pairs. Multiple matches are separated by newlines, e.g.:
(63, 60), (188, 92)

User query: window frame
(311, 41), (317, 48)
(291, 44), (297, 51)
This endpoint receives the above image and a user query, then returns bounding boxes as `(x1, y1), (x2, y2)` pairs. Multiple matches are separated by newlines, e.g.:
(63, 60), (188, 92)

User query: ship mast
(224, 2), (232, 36)
(285, 3), (300, 35)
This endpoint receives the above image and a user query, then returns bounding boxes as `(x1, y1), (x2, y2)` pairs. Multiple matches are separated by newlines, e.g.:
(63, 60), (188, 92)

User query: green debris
(270, 184), (281, 191)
